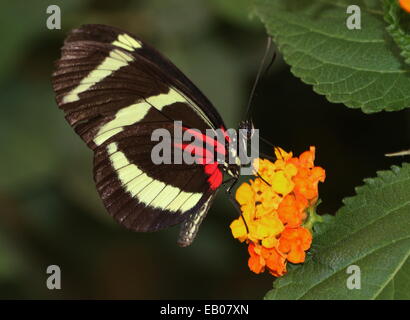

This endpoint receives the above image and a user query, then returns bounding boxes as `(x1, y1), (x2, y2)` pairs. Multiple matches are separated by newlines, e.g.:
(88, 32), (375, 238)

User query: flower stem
(303, 199), (323, 232)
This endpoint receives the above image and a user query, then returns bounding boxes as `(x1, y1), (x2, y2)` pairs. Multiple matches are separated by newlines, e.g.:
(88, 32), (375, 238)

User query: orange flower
(248, 242), (287, 276)
(278, 227), (312, 263)
(261, 246), (287, 277)
(287, 147), (325, 201)
(278, 194), (308, 227)
(400, 0), (410, 13)
(248, 242), (265, 274)
(293, 166), (326, 201)
(231, 146), (325, 277)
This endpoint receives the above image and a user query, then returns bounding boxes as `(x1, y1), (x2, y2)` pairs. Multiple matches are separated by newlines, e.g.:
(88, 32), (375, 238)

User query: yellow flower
(275, 147), (293, 161)
(270, 170), (295, 195)
(230, 185), (284, 244)
(230, 218), (248, 243)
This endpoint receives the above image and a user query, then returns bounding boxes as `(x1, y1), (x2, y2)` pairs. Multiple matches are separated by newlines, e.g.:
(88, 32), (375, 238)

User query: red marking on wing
(204, 162), (218, 175)
(183, 127), (226, 156)
(174, 143), (214, 164)
(204, 162), (222, 190)
(207, 166), (222, 190)
(173, 142), (223, 190)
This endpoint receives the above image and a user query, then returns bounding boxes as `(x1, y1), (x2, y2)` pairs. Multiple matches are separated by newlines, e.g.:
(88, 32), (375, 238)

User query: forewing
(52, 23), (225, 147)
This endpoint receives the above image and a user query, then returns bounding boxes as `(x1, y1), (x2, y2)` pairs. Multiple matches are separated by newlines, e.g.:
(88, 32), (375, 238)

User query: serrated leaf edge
(264, 162), (410, 300)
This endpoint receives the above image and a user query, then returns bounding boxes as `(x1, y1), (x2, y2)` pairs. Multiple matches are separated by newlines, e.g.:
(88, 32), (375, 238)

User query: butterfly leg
(224, 178), (249, 234)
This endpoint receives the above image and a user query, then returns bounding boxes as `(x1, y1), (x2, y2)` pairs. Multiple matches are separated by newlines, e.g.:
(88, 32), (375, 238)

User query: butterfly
(52, 24), (257, 247)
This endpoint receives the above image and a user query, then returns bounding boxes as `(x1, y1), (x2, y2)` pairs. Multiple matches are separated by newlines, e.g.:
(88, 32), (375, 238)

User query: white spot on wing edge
(112, 33), (142, 51)
(107, 142), (118, 155)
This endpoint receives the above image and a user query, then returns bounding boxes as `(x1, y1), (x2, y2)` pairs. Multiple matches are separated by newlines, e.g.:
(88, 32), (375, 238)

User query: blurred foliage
(0, 0), (408, 299)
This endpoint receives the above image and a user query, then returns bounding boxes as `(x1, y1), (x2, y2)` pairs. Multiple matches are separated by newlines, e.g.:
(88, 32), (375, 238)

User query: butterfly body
(52, 24), (242, 246)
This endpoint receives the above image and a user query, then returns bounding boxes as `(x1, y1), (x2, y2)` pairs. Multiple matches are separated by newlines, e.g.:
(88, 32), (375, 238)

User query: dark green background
(0, 0), (408, 299)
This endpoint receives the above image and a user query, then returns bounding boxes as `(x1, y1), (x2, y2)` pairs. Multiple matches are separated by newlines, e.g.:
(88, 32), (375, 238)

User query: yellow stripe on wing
(94, 101), (151, 146)
(107, 142), (202, 213)
(93, 86), (214, 146)
(112, 33), (142, 51)
(63, 49), (134, 103)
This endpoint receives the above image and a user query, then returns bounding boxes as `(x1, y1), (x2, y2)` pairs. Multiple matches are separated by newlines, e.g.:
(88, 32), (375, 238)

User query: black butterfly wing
(92, 122), (213, 233)
(53, 24), (225, 138)
(52, 24), (225, 245)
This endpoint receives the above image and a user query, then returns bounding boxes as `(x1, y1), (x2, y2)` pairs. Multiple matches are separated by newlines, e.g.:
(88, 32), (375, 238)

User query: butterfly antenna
(260, 135), (276, 149)
(385, 149), (410, 157)
(245, 37), (275, 120)
(257, 173), (271, 186)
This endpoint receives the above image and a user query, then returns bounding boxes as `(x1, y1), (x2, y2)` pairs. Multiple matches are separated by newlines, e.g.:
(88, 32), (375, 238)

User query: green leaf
(312, 214), (335, 237)
(265, 163), (410, 300)
(384, 0), (410, 65)
(253, 0), (410, 113)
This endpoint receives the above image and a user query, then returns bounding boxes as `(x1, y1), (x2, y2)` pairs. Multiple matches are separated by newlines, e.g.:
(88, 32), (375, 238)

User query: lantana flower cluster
(230, 147), (325, 277)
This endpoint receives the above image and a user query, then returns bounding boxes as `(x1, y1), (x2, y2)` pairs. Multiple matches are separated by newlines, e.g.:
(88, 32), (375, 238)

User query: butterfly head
(238, 119), (256, 141)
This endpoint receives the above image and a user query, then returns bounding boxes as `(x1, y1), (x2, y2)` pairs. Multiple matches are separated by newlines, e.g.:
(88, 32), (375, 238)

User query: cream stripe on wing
(63, 49), (134, 103)
(137, 180), (166, 204)
(127, 173), (153, 197)
(148, 184), (181, 209)
(112, 33), (142, 52)
(146, 87), (214, 129)
(94, 101), (151, 146)
(166, 191), (201, 212)
(118, 164), (143, 184)
(145, 87), (186, 110)
(93, 86), (204, 146)
(107, 143), (202, 213)
(180, 193), (203, 212)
